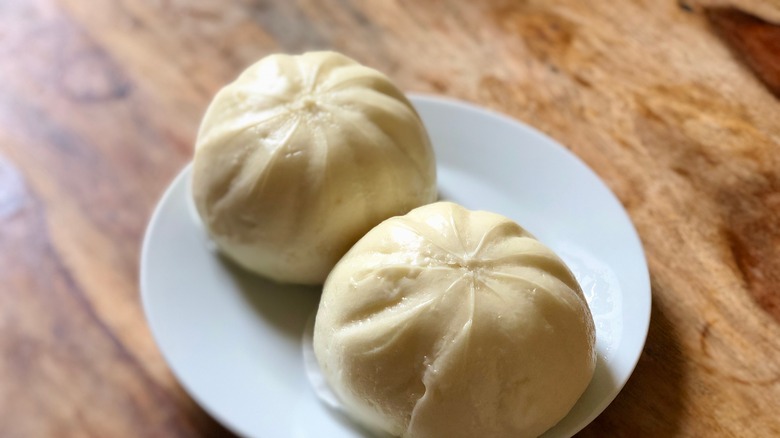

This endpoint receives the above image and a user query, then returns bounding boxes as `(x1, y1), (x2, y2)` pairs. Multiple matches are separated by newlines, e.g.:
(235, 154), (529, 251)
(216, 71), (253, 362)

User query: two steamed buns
(192, 51), (595, 438)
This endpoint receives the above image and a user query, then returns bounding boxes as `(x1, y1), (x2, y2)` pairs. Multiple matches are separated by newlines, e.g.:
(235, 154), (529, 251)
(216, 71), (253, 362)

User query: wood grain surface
(1, 0), (779, 436)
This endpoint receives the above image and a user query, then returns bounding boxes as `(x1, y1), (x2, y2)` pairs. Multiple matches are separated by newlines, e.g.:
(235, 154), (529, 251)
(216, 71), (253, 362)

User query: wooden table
(2, 0), (779, 436)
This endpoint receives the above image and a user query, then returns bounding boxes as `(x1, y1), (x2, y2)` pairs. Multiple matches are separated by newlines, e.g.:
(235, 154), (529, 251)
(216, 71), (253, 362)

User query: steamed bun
(313, 202), (596, 438)
(192, 51), (437, 284)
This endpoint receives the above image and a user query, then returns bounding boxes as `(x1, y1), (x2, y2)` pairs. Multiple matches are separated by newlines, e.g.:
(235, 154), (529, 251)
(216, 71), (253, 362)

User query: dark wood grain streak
(706, 7), (780, 97)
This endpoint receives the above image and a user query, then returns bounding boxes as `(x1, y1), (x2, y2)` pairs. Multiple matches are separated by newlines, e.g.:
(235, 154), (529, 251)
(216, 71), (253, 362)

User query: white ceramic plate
(141, 95), (651, 438)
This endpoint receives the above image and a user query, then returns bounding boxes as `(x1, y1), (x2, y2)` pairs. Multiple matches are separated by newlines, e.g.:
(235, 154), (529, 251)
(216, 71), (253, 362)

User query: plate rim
(140, 162), (251, 437)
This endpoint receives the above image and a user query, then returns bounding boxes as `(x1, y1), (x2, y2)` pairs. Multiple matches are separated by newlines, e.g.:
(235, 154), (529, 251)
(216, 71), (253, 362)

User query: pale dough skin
(313, 202), (596, 438)
(192, 51), (437, 284)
